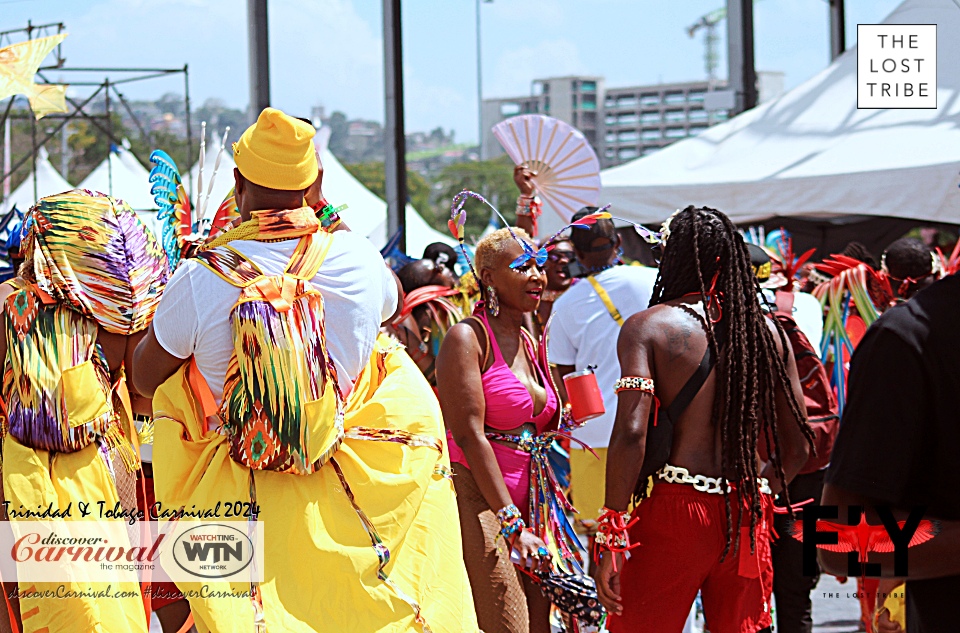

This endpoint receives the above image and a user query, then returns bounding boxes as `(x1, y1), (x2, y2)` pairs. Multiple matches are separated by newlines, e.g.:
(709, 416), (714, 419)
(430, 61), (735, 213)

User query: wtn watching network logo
(790, 506), (939, 579)
(173, 524), (258, 580)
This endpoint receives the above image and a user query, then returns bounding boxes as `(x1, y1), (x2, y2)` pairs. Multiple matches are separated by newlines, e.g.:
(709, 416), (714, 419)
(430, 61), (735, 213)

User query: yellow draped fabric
(1, 438), (147, 633)
(152, 335), (478, 633)
(0, 34), (68, 120)
(881, 584), (906, 630)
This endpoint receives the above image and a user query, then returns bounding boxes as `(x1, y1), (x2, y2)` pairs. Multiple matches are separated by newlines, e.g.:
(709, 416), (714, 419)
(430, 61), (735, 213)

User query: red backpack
(773, 291), (839, 474)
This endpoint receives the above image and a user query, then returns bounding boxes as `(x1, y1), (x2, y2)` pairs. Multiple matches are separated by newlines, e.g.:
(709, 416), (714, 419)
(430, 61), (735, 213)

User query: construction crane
(687, 7), (725, 87)
(687, 1), (764, 88)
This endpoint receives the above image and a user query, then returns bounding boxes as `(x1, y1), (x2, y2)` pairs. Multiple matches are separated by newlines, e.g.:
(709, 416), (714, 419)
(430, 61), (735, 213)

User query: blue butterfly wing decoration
(148, 149), (192, 271)
(510, 242), (550, 269)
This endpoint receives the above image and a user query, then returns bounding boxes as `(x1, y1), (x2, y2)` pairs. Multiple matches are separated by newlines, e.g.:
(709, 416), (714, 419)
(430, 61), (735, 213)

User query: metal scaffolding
(1, 66), (192, 201)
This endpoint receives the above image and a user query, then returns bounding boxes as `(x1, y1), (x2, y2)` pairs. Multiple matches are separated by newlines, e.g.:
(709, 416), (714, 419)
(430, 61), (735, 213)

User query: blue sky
(2, 0), (902, 142)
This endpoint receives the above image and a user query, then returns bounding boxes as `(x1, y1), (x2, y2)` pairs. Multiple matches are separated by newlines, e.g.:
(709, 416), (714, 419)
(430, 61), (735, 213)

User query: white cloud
(487, 39), (588, 98)
(67, 0), (245, 106)
(268, 0), (384, 121)
(60, 0), (389, 124)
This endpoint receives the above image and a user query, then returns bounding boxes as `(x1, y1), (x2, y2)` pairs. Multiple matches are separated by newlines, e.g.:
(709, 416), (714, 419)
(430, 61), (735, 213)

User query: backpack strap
(196, 233), (333, 288)
(285, 232), (334, 280)
(195, 246), (265, 289)
(587, 275), (625, 326)
(187, 360), (221, 434)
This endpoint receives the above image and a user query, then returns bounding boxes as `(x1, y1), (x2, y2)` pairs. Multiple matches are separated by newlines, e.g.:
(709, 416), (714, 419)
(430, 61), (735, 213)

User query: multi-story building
(480, 76), (604, 160)
(481, 73), (783, 168)
(602, 80), (727, 167)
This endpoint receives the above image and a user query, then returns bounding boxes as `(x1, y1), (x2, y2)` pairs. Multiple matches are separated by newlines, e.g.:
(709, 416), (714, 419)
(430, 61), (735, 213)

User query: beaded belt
(484, 430), (593, 570)
(657, 463), (772, 496)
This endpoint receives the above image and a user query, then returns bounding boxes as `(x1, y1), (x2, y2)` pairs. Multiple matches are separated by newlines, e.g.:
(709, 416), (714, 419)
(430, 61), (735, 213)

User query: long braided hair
(649, 206), (813, 558)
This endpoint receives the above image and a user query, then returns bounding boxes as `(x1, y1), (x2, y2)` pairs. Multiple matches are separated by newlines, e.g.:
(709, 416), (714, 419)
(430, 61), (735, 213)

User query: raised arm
(513, 165), (537, 238)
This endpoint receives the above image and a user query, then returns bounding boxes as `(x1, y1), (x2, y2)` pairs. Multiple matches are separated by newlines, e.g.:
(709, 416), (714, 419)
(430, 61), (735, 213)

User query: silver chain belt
(657, 463), (772, 495)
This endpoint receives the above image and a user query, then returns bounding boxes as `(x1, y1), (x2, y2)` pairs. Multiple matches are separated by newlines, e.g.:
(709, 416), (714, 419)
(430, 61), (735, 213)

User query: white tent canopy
(1, 147), (72, 213)
(78, 143), (157, 210)
(315, 131), (455, 256)
(601, 0), (960, 229)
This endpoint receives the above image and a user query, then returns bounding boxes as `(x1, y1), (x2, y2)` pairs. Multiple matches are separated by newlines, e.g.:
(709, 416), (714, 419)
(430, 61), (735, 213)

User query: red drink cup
(563, 368), (605, 423)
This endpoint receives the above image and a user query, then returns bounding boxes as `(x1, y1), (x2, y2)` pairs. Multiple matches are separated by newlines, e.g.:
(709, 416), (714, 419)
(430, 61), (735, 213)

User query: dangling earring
(616, 246), (625, 264)
(486, 286), (500, 317)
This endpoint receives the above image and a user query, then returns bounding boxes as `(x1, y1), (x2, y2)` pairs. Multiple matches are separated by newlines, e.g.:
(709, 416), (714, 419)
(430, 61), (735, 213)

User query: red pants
(136, 469), (187, 611)
(607, 483), (774, 633)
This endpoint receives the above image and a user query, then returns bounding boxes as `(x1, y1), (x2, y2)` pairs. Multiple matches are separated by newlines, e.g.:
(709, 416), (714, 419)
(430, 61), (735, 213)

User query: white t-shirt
(790, 291), (824, 353)
(548, 265), (659, 448)
(153, 231), (398, 404)
(760, 289), (824, 352)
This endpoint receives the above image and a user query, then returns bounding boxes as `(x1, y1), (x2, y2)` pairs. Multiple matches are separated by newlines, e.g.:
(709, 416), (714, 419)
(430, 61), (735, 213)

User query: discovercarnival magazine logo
(0, 520), (264, 584)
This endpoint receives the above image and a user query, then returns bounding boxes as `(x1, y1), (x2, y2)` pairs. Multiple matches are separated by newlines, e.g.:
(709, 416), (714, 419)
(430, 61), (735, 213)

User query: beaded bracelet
(614, 376), (655, 395)
(516, 195), (543, 234)
(593, 507), (639, 571)
(496, 503), (526, 539)
(515, 194), (540, 214)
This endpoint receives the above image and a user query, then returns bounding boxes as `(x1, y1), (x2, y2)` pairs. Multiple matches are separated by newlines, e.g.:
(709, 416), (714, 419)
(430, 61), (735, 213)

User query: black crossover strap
(659, 325), (726, 425)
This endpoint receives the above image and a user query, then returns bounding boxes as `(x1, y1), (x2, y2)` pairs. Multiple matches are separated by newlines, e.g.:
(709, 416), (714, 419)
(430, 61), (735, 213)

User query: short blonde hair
(474, 227), (532, 274)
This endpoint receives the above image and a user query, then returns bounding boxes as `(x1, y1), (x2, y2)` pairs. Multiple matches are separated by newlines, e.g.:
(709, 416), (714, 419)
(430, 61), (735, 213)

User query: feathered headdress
(448, 189), (661, 272)
(811, 254), (891, 412)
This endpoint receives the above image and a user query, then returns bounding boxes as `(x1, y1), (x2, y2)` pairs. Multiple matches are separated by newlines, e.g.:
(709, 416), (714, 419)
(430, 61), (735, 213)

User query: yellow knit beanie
(233, 107), (318, 190)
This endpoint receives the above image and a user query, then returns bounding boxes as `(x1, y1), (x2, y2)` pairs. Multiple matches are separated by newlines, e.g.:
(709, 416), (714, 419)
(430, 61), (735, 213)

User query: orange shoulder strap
(187, 360), (220, 433)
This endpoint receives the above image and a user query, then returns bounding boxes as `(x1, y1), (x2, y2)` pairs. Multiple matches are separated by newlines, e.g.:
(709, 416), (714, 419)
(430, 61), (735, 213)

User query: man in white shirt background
(548, 208), (658, 534)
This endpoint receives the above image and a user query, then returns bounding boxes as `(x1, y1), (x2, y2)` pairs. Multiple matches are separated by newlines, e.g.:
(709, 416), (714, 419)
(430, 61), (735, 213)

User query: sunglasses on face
(548, 250), (575, 263)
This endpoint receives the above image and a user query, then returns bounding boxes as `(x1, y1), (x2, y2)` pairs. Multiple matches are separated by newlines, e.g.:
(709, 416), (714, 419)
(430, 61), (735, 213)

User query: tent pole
(726, 0), (757, 114)
(247, 0), (271, 122)
(830, 0), (846, 61)
(383, 0), (407, 252)
(184, 64), (193, 199)
(2, 98), (13, 200)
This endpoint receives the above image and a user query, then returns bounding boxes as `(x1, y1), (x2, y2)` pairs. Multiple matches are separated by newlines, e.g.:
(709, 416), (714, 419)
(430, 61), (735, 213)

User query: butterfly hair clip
(448, 191), (663, 272)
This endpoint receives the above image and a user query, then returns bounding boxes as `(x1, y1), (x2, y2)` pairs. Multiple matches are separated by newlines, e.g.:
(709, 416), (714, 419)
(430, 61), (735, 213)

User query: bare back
(622, 297), (796, 480)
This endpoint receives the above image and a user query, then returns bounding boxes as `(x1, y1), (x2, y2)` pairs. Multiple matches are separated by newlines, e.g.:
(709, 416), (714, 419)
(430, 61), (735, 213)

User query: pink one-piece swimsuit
(447, 310), (558, 517)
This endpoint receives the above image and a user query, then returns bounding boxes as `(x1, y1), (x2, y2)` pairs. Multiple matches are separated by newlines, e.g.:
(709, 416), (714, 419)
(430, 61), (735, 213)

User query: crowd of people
(0, 106), (956, 633)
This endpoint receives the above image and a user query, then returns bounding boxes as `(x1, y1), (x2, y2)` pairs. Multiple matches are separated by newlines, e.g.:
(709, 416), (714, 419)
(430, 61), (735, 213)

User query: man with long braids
(595, 206), (813, 633)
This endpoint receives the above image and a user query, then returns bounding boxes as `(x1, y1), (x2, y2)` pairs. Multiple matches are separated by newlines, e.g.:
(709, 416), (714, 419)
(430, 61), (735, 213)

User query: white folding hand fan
(492, 114), (601, 221)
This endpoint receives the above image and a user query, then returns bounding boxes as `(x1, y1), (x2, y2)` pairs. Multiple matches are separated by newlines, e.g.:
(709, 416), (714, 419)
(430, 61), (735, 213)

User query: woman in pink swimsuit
(437, 227), (560, 633)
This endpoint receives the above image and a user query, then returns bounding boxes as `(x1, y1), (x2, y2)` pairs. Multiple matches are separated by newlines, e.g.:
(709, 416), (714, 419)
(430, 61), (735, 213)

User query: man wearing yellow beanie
(133, 108), (478, 632)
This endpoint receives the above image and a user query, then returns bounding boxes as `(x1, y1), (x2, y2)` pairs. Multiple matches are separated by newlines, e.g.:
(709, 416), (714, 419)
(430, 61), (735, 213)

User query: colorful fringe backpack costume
(3, 283), (129, 457)
(2, 190), (168, 466)
(194, 231), (343, 474)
